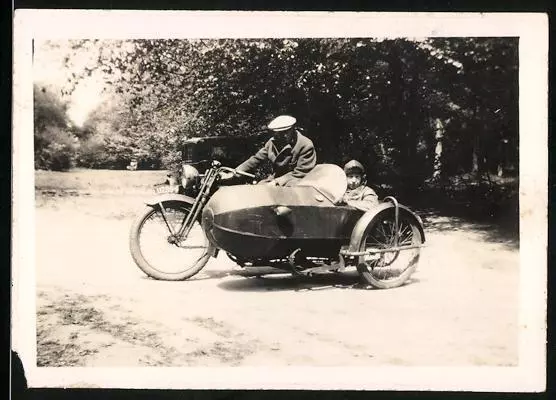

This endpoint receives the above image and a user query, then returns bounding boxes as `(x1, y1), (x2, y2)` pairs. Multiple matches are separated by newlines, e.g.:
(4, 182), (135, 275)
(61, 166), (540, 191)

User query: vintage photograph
(12, 11), (547, 390)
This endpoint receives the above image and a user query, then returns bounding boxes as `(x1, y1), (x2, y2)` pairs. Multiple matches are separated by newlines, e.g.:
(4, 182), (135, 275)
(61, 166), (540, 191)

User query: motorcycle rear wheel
(129, 201), (213, 281)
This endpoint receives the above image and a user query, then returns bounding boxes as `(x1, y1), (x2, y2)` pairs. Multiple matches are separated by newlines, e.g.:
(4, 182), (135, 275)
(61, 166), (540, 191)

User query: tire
(129, 201), (213, 281)
(357, 208), (422, 289)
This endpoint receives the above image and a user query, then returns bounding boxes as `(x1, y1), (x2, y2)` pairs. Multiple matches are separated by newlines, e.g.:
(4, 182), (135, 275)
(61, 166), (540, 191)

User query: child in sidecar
(340, 160), (379, 211)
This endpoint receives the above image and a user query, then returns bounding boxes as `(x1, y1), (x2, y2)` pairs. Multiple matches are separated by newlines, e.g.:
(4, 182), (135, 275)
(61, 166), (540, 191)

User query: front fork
(158, 201), (177, 237)
(157, 168), (217, 241)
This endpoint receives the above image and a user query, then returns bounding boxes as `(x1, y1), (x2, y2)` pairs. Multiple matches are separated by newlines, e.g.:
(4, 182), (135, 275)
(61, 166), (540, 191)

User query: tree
(426, 37), (519, 178)
(38, 37), (518, 186)
(33, 84), (76, 171)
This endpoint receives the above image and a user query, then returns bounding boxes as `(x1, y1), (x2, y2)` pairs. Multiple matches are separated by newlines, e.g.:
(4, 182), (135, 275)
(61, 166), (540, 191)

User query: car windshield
(294, 164), (347, 204)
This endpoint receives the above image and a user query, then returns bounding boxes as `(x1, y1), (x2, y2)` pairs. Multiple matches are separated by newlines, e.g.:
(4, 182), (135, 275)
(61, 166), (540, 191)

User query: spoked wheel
(129, 201), (213, 281)
(357, 209), (422, 289)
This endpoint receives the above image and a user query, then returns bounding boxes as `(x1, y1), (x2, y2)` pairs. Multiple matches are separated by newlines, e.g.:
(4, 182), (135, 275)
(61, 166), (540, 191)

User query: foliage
(33, 85), (76, 171)
(36, 37), (519, 192)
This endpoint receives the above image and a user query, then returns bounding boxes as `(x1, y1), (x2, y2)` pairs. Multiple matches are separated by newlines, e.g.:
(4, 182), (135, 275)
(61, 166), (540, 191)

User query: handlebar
(218, 166), (256, 179)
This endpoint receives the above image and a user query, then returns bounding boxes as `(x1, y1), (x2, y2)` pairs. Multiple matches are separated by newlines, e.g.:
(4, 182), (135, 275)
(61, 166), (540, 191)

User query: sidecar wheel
(129, 201), (213, 281)
(357, 208), (422, 289)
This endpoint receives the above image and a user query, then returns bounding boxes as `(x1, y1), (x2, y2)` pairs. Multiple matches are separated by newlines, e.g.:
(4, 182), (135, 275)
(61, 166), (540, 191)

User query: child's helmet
(344, 160), (365, 175)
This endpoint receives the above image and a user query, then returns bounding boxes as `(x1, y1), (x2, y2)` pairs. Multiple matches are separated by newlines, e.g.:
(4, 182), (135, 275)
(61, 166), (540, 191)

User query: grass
(37, 290), (175, 366)
(37, 289), (260, 367)
(35, 169), (170, 217)
(35, 168), (169, 195)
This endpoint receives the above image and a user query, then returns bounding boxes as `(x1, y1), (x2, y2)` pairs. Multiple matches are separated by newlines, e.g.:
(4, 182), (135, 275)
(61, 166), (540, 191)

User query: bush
(34, 85), (77, 171)
(160, 150), (182, 173)
(75, 135), (106, 168)
(76, 135), (136, 170)
(34, 126), (76, 171)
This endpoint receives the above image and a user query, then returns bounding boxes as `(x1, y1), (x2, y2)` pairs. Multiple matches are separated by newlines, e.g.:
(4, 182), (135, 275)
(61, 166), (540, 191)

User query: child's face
(346, 173), (363, 190)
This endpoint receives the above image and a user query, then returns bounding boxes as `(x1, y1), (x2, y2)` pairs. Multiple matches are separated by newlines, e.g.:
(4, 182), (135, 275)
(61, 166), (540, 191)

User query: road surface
(35, 191), (519, 367)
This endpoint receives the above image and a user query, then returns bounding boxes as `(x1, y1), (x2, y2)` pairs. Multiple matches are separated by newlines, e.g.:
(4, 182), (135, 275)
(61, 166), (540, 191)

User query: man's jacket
(237, 131), (317, 186)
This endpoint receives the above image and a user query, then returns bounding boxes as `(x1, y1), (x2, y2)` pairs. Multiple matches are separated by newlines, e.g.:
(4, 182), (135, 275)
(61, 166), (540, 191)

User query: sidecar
(202, 164), (426, 288)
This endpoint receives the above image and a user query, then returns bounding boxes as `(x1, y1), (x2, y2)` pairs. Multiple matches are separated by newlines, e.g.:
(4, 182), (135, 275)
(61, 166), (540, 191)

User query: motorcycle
(129, 161), (426, 289)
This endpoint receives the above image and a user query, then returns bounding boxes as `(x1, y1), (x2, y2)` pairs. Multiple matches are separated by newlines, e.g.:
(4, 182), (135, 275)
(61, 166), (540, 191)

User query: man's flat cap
(268, 115), (297, 132)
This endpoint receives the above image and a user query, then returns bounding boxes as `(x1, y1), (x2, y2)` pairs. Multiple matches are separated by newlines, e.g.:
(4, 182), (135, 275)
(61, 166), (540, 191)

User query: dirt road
(35, 187), (519, 367)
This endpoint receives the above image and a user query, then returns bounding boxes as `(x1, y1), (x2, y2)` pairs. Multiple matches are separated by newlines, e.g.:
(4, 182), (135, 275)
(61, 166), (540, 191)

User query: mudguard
(145, 193), (196, 207)
(346, 202), (426, 253)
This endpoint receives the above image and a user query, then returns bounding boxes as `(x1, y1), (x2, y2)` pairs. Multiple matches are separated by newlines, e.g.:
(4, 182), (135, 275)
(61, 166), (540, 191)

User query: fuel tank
(201, 184), (363, 258)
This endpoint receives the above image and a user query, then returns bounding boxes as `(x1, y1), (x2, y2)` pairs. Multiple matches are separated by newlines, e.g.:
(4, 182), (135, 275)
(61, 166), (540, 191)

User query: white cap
(267, 115), (296, 132)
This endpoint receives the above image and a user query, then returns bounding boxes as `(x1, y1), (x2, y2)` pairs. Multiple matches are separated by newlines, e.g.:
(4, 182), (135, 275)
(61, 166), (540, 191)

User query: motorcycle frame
(155, 162), (426, 261)
(158, 161), (221, 240)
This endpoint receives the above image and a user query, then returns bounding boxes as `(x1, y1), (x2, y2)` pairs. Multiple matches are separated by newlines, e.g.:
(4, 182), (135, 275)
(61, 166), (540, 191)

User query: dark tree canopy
(34, 37), (518, 186)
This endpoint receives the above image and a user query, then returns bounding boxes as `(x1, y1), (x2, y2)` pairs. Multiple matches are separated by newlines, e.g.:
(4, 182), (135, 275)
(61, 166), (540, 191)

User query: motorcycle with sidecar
(129, 161), (426, 289)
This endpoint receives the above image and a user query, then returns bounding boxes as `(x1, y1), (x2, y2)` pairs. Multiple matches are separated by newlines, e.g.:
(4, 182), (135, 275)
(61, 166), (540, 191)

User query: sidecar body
(201, 165), (382, 259)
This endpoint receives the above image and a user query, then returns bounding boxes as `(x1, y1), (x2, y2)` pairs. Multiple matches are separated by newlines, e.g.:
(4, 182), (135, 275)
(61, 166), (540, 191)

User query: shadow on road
(139, 267), (420, 292)
(136, 267), (275, 283)
(403, 185), (519, 251)
(418, 210), (519, 251)
(191, 267), (291, 282)
(215, 271), (419, 292)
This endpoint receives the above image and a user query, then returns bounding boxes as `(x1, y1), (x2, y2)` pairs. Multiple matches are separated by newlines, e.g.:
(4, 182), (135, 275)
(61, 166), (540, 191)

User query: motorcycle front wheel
(129, 201), (213, 281)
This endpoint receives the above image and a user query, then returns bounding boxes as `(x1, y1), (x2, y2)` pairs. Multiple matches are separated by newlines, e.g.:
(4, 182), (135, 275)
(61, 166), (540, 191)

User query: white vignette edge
(11, 10), (548, 391)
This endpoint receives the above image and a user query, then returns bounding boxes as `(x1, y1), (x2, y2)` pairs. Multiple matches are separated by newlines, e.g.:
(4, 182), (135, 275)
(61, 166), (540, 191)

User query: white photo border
(12, 10), (548, 391)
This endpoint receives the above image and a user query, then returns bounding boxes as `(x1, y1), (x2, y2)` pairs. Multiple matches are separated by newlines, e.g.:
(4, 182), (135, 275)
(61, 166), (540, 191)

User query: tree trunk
(496, 138), (509, 177)
(432, 118), (444, 180)
(471, 107), (481, 175)
(471, 133), (479, 175)
(471, 144), (479, 174)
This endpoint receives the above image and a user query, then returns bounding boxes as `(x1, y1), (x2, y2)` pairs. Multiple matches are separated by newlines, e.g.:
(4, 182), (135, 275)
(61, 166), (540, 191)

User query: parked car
(179, 135), (269, 173)
(158, 134), (270, 196)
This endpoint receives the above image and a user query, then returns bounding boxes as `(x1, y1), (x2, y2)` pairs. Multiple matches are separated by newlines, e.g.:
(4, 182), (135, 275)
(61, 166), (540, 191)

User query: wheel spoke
(398, 224), (413, 245)
(387, 221), (397, 246)
(378, 222), (389, 241)
(367, 235), (387, 247)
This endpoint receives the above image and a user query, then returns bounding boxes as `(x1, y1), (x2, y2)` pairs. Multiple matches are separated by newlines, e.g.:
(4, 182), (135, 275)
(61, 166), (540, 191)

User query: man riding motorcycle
(231, 115), (317, 186)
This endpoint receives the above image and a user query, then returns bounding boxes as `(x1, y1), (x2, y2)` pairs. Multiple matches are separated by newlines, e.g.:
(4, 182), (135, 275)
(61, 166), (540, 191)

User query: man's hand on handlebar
(218, 168), (256, 181)
(234, 169), (256, 179)
(218, 170), (236, 180)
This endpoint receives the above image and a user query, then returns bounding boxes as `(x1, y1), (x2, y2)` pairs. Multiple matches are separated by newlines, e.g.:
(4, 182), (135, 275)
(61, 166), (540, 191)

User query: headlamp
(180, 164), (200, 190)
